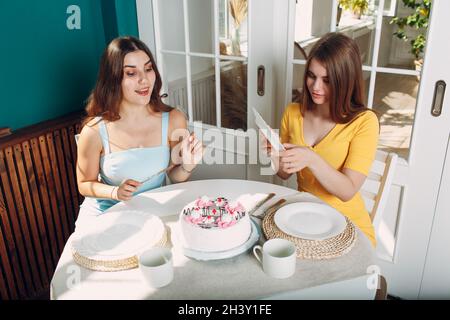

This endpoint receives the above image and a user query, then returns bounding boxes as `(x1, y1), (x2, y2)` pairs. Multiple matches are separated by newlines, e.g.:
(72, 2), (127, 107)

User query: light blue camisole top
(80, 112), (170, 214)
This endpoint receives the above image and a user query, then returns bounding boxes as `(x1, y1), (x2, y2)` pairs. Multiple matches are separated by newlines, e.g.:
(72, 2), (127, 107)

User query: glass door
(148, 0), (277, 132)
(152, 0), (251, 131)
(138, 0), (275, 182)
(138, 0), (449, 298)
(284, 0), (449, 298)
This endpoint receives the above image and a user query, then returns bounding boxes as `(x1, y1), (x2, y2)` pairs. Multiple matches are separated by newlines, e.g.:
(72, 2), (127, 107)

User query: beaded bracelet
(110, 186), (118, 200)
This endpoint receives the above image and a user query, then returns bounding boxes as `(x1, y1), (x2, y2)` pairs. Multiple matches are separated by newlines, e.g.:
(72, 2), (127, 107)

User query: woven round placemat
(262, 208), (357, 260)
(71, 226), (169, 272)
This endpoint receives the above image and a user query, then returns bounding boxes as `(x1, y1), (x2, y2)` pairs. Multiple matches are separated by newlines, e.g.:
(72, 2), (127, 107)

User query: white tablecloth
(50, 179), (376, 300)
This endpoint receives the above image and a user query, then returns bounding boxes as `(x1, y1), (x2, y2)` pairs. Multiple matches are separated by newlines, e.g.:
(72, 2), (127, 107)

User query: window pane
(291, 63), (306, 103)
(191, 56), (217, 126)
(188, 0), (214, 54)
(220, 60), (247, 130)
(337, 0), (379, 66)
(220, 0), (248, 57)
(219, 0), (228, 39)
(295, 0), (332, 44)
(294, 0), (334, 59)
(372, 72), (418, 158)
(378, 0), (430, 71)
(164, 54), (188, 117)
(158, 0), (185, 51)
(363, 70), (371, 106)
(294, 1), (380, 65)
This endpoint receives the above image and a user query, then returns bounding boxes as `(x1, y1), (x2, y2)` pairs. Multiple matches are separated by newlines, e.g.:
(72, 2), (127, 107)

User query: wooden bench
(0, 111), (84, 300)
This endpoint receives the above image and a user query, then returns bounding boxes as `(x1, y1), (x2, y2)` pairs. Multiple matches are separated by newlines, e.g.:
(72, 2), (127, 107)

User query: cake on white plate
(179, 196), (252, 252)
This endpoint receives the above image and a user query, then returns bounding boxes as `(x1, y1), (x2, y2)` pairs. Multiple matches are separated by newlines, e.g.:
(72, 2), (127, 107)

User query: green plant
(352, 0), (369, 16)
(390, 0), (431, 60)
(339, 0), (352, 11)
(339, 0), (369, 16)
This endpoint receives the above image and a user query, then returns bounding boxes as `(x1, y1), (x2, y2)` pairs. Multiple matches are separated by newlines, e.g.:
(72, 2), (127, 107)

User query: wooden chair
(375, 275), (388, 300)
(360, 149), (398, 233)
(360, 150), (397, 300)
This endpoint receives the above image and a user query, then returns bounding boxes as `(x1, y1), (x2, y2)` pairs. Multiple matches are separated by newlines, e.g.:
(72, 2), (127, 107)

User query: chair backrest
(360, 150), (398, 233)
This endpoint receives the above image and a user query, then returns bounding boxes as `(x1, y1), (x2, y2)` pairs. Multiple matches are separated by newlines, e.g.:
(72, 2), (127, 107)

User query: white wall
(295, 0), (313, 42)
(378, 17), (394, 67)
(312, 0), (333, 36)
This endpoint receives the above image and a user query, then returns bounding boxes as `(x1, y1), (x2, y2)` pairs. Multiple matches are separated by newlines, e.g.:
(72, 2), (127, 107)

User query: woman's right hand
(259, 130), (292, 179)
(113, 179), (142, 201)
(259, 130), (283, 174)
(259, 130), (272, 156)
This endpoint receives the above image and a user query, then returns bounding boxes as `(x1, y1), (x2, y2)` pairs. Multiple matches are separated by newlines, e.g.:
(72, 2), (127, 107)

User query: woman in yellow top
(274, 33), (379, 246)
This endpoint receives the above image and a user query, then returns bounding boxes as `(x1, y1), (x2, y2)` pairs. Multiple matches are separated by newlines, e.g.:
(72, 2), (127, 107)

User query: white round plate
(181, 220), (260, 261)
(274, 202), (346, 240)
(71, 210), (165, 260)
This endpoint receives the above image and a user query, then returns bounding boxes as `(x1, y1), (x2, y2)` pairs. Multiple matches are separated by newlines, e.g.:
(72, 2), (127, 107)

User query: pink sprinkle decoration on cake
(182, 196), (246, 229)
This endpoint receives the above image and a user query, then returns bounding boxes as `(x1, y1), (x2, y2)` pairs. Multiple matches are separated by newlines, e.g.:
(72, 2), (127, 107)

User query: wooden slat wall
(0, 112), (84, 300)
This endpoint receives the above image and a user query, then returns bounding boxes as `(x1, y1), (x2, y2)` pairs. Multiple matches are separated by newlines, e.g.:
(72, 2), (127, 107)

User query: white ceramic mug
(139, 247), (173, 288)
(253, 238), (296, 279)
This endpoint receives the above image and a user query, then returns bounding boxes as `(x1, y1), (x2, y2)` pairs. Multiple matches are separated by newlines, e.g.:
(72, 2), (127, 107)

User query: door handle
(431, 80), (446, 117)
(257, 65), (265, 96)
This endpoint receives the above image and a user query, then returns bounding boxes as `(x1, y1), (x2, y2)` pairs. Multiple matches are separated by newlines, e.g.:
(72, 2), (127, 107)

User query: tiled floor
(371, 71), (419, 159)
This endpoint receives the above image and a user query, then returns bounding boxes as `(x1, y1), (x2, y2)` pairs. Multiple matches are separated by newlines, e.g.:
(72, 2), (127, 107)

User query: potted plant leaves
(339, 0), (369, 19)
(390, 0), (431, 78)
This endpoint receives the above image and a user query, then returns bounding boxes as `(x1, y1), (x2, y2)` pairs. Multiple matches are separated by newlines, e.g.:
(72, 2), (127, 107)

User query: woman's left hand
(279, 143), (316, 174)
(180, 132), (203, 171)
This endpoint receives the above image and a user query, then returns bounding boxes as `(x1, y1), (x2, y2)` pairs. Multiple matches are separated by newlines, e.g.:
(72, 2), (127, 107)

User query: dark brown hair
(84, 36), (172, 126)
(300, 32), (373, 123)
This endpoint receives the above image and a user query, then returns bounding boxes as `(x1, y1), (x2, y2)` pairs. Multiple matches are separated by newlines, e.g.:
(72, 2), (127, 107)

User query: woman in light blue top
(76, 36), (203, 227)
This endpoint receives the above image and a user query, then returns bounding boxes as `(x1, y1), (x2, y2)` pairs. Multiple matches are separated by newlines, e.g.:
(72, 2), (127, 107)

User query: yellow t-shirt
(280, 103), (379, 246)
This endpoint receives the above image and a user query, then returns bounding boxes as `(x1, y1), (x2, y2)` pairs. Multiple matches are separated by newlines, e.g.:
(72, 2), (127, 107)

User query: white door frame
(419, 135), (450, 299)
(375, 0), (450, 298)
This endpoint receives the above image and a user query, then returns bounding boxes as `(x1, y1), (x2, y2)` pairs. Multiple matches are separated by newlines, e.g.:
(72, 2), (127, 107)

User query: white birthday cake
(179, 196), (252, 252)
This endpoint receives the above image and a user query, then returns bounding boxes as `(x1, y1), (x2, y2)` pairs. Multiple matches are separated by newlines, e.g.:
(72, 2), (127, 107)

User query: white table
(50, 179), (377, 300)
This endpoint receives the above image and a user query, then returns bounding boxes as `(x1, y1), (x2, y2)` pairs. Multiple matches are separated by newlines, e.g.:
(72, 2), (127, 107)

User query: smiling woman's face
(121, 50), (156, 107)
(306, 58), (330, 106)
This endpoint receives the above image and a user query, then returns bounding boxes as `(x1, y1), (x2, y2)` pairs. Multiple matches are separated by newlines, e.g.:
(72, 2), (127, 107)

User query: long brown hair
(300, 33), (373, 123)
(83, 36), (172, 126)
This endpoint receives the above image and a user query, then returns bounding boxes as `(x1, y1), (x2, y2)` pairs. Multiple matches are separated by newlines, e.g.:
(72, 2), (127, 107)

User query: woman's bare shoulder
(79, 118), (103, 148)
(169, 108), (188, 128)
